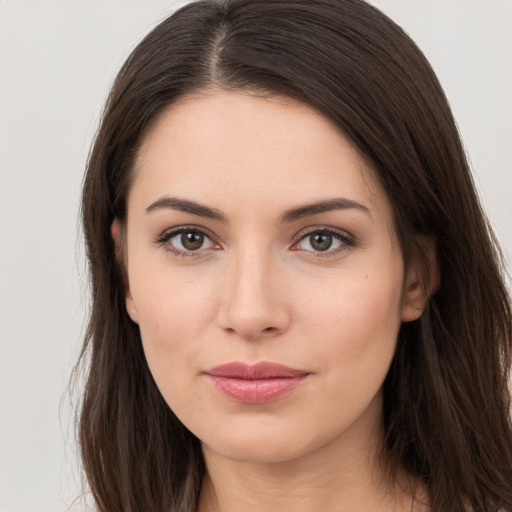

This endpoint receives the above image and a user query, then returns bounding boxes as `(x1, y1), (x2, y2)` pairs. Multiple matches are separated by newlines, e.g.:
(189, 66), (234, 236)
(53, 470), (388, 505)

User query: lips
(204, 361), (310, 404)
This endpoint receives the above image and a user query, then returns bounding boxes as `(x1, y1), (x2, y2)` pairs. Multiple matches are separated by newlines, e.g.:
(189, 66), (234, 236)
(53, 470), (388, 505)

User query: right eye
(155, 227), (219, 256)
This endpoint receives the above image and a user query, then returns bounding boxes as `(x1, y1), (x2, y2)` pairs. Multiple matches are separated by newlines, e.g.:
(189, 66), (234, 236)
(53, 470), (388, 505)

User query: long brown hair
(76, 1), (512, 510)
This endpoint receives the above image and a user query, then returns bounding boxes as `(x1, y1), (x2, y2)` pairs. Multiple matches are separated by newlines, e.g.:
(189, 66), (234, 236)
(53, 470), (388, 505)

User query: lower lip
(206, 375), (308, 404)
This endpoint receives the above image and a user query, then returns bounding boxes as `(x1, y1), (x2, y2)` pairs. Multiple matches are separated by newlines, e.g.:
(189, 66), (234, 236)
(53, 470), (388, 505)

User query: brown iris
(181, 230), (204, 250)
(310, 233), (333, 251)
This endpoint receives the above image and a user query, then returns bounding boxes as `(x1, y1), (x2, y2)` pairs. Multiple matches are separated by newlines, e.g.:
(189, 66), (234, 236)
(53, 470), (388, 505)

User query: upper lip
(205, 361), (309, 379)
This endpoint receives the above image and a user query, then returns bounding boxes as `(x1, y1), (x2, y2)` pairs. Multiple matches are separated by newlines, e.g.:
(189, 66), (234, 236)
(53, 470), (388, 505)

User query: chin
(197, 418), (344, 466)
(203, 437), (311, 465)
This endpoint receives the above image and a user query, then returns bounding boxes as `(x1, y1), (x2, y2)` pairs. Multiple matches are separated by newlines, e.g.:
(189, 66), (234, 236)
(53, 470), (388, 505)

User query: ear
(401, 236), (440, 322)
(111, 218), (138, 324)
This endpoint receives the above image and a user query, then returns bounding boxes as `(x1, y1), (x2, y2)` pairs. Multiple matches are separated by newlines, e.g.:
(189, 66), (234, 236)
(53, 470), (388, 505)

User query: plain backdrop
(0, 1), (511, 511)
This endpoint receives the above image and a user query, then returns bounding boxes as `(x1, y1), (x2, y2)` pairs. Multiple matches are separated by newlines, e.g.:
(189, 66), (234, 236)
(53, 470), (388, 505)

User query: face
(118, 90), (425, 465)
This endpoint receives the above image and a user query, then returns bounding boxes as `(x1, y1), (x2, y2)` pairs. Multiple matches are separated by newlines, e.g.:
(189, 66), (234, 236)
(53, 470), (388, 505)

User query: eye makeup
(154, 224), (355, 259)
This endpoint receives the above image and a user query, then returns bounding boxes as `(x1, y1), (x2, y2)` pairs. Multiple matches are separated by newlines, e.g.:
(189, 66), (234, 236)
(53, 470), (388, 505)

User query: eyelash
(154, 226), (220, 257)
(154, 226), (355, 258)
(291, 227), (355, 257)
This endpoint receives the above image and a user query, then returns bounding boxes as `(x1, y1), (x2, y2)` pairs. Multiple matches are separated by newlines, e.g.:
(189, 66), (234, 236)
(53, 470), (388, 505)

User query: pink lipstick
(204, 362), (310, 404)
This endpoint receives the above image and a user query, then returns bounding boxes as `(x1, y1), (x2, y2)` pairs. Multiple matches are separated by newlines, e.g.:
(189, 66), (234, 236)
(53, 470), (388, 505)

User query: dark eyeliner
(153, 226), (217, 257)
(293, 227), (355, 255)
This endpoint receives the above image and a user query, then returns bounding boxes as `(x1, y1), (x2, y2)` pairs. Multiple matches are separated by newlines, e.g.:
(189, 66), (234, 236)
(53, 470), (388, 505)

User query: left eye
(294, 230), (351, 253)
(159, 228), (218, 254)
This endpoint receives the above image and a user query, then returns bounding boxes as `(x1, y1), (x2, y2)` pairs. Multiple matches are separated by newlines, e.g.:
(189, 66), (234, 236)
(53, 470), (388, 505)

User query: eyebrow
(145, 196), (371, 223)
(280, 197), (371, 223)
(146, 196), (228, 222)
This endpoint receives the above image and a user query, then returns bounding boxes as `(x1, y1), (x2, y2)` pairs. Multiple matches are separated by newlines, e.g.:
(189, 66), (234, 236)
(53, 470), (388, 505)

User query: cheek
(291, 267), (403, 436)
(127, 259), (221, 383)
(130, 273), (218, 421)
(296, 266), (404, 367)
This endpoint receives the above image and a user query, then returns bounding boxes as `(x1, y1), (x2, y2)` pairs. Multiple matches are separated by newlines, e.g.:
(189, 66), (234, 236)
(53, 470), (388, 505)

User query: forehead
(130, 90), (393, 225)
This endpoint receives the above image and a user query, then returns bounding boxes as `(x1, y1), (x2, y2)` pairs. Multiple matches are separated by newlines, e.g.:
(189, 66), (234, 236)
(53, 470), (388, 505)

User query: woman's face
(119, 90), (424, 464)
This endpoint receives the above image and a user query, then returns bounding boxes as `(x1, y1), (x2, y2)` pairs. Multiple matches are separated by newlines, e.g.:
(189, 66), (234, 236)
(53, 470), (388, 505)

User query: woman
(76, 0), (512, 510)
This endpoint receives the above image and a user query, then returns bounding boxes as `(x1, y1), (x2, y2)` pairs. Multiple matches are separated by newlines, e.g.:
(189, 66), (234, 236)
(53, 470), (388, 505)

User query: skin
(114, 89), (430, 511)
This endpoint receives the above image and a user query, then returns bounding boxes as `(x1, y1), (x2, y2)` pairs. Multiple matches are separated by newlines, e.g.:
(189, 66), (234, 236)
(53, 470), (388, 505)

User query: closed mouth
(204, 361), (310, 404)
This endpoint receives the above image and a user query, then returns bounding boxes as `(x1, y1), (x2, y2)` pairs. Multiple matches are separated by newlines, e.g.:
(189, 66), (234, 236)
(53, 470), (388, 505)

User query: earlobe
(111, 218), (139, 324)
(111, 218), (124, 265)
(125, 295), (139, 324)
(401, 272), (428, 322)
(401, 236), (439, 322)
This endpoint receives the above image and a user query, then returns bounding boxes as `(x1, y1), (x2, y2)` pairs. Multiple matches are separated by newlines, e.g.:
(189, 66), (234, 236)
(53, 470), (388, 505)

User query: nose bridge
(219, 242), (289, 339)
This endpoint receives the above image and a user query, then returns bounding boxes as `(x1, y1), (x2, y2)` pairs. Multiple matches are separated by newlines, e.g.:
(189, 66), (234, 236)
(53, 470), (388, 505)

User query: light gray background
(1, 1), (511, 511)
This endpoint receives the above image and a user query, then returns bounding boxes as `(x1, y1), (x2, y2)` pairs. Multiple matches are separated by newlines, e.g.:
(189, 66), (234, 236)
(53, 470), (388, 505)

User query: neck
(197, 398), (427, 512)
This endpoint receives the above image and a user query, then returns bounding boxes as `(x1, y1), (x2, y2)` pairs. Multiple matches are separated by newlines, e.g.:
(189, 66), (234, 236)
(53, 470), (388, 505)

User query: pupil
(181, 231), (204, 250)
(311, 233), (332, 251)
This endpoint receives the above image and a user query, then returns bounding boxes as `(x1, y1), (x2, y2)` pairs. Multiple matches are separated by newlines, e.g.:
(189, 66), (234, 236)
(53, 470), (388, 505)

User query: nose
(217, 248), (291, 341)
